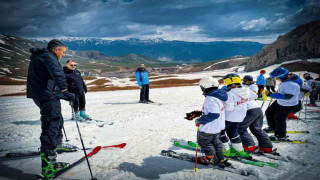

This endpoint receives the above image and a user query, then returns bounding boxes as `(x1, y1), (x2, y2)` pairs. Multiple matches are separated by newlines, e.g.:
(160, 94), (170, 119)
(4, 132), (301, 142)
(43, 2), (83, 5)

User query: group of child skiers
(189, 67), (318, 168)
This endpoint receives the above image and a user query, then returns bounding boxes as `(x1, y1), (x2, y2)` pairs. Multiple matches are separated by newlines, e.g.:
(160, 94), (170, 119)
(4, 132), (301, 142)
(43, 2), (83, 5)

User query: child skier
(196, 76), (230, 167)
(264, 67), (302, 141)
(238, 75), (273, 153)
(256, 70), (266, 98)
(220, 73), (252, 158)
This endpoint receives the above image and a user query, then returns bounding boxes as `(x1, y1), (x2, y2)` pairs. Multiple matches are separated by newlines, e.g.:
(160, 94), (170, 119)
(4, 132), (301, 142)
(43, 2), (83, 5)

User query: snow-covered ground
(0, 84), (320, 180)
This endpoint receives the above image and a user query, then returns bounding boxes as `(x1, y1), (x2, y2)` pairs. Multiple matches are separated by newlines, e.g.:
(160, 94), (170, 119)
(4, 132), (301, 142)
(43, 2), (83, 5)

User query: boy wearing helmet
(238, 75), (273, 153)
(196, 76), (230, 167)
(256, 70), (266, 98)
(264, 67), (302, 141)
(220, 74), (255, 158)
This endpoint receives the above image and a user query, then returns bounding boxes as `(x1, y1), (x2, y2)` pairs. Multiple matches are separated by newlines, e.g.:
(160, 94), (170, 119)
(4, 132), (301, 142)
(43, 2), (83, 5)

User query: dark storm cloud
(0, 0), (319, 43)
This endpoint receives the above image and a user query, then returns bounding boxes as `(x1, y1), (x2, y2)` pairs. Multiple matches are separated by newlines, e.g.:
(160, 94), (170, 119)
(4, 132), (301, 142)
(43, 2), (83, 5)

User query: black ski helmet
(243, 75), (254, 85)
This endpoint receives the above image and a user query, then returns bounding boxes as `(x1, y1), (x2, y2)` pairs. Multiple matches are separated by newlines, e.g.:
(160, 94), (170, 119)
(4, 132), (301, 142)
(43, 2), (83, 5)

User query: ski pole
(194, 124), (200, 172)
(62, 126), (70, 142)
(70, 101), (97, 180)
(298, 96), (304, 119)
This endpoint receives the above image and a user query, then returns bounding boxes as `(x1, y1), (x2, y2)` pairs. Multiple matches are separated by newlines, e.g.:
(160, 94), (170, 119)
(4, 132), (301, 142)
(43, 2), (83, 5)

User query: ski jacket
(256, 74), (266, 85)
(225, 87), (254, 122)
(135, 68), (149, 87)
(63, 67), (87, 95)
(302, 78), (314, 92)
(270, 74), (301, 106)
(244, 84), (259, 110)
(27, 48), (68, 100)
(199, 89), (228, 134)
(266, 77), (276, 86)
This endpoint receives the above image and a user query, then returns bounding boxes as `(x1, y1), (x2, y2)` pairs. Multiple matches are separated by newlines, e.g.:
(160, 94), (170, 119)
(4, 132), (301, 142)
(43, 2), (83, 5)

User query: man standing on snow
(256, 70), (266, 98)
(27, 39), (75, 179)
(135, 63), (153, 103)
(63, 60), (91, 120)
(266, 77), (276, 92)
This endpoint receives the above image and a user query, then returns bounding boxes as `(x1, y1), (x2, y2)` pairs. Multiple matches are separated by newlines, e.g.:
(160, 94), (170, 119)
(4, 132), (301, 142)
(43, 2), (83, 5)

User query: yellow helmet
(224, 73), (242, 86)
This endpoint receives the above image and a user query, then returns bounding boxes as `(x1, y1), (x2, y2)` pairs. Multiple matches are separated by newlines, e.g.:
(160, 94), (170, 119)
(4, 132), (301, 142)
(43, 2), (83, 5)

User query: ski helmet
(260, 70), (266, 74)
(224, 73), (242, 87)
(199, 76), (219, 92)
(269, 67), (289, 80)
(243, 75), (254, 85)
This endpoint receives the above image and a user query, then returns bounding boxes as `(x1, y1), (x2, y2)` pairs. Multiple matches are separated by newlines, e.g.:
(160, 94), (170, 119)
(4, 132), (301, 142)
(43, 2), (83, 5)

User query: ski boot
(80, 111), (91, 120)
(306, 104), (317, 107)
(222, 142), (235, 157)
(217, 159), (232, 169)
(243, 145), (258, 152)
(147, 100), (154, 103)
(143, 101), (149, 104)
(56, 144), (78, 154)
(40, 149), (69, 179)
(138, 100), (144, 103)
(263, 127), (274, 133)
(231, 143), (251, 158)
(199, 155), (215, 165)
(259, 147), (273, 153)
(75, 112), (84, 121)
(287, 113), (299, 119)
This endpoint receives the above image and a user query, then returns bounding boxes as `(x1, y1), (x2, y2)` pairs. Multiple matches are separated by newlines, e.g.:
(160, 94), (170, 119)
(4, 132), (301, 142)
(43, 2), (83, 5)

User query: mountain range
(37, 38), (265, 62)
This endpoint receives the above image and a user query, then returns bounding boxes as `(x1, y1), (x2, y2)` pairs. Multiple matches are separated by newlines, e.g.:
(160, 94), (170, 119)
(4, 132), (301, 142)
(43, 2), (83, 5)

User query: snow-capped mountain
(35, 37), (265, 62)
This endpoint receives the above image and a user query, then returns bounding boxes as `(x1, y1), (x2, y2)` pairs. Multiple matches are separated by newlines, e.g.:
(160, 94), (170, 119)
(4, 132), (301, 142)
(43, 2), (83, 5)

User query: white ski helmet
(199, 76), (219, 91)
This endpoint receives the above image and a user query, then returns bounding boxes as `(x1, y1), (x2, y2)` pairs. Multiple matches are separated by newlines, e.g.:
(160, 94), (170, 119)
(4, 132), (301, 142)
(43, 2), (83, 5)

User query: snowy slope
(0, 85), (320, 180)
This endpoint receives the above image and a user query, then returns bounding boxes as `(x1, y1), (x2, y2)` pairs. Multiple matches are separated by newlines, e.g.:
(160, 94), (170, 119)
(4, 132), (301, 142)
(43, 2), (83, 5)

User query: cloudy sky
(0, 0), (319, 43)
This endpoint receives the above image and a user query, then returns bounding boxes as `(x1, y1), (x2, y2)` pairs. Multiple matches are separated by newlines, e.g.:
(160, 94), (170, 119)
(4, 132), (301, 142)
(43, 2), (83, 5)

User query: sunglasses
(70, 64), (77, 67)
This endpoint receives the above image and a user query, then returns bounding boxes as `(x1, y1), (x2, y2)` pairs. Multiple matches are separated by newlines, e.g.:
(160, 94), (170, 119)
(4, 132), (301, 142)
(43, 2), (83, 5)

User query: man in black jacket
(27, 39), (75, 179)
(63, 60), (91, 121)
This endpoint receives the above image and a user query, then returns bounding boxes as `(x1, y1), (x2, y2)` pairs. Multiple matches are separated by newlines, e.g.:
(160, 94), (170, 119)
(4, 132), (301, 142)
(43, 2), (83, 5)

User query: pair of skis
(173, 141), (278, 168)
(34, 143), (126, 179)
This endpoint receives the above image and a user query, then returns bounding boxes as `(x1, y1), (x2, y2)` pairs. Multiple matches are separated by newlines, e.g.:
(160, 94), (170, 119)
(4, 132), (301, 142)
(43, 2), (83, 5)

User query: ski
(270, 140), (308, 144)
(6, 143), (126, 158)
(161, 150), (254, 176)
(36, 146), (102, 179)
(267, 131), (310, 134)
(186, 141), (278, 168)
(174, 141), (265, 167)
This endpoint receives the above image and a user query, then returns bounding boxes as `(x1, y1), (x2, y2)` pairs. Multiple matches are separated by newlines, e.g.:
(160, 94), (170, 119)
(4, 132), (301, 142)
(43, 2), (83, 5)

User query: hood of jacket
(205, 89), (228, 101)
(284, 73), (303, 86)
(230, 86), (250, 99)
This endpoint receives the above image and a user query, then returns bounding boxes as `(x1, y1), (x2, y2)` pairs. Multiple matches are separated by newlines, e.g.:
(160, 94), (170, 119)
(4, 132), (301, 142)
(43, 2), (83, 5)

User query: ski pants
(33, 99), (64, 151)
(198, 132), (224, 162)
(266, 101), (298, 138)
(266, 86), (276, 92)
(292, 101), (302, 114)
(310, 88), (320, 104)
(220, 121), (241, 143)
(257, 85), (265, 98)
(140, 84), (149, 101)
(238, 108), (272, 148)
(73, 92), (86, 112)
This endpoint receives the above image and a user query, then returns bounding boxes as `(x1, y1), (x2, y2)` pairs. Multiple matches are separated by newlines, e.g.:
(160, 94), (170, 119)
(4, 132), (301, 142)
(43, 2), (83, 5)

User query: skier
(63, 60), (91, 121)
(220, 73), (252, 158)
(303, 73), (318, 106)
(196, 76), (231, 167)
(263, 67), (302, 141)
(256, 70), (266, 98)
(27, 39), (75, 178)
(266, 77), (276, 92)
(135, 63), (153, 104)
(238, 75), (273, 153)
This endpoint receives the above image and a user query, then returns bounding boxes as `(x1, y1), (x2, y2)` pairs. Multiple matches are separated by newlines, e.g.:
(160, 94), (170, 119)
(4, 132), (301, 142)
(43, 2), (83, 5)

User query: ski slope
(0, 83), (320, 180)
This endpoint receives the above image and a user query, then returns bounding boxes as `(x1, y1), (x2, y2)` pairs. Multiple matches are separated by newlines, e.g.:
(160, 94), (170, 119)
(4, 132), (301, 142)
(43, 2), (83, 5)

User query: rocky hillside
(0, 34), (164, 79)
(245, 20), (320, 72)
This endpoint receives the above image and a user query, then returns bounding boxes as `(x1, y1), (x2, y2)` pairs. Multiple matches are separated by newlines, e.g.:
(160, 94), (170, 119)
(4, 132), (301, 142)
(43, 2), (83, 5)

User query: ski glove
(61, 91), (75, 102)
(185, 110), (203, 120)
(195, 118), (201, 127)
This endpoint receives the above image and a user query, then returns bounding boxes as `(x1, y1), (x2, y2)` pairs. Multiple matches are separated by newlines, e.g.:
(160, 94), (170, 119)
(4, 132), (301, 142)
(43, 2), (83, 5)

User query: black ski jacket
(27, 48), (68, 100)
(63, 67), (87, 94)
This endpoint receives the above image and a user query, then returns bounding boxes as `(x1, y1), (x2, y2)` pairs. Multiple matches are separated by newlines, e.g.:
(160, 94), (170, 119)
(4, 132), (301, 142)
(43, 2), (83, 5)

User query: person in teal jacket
(256, 70), (266, 98)
(135, 63), (153, 103)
